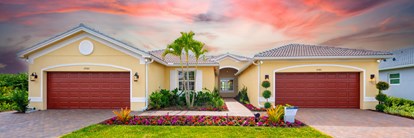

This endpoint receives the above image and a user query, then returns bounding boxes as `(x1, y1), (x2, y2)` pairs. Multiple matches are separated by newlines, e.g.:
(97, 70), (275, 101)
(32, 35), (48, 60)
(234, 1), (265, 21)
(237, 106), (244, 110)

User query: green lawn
(63, 125), (331, 138)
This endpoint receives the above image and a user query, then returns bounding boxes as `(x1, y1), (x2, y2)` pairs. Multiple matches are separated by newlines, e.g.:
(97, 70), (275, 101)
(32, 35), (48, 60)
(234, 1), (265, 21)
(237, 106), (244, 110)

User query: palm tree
(163, 31), (208, 108)
(162, 42), (189, 106)
(190, 41), (208, 107)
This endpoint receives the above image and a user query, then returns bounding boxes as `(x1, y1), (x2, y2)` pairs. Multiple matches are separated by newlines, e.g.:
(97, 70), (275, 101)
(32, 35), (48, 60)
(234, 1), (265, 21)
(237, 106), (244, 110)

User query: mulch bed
(147, 104), (228, 111)
(368, 109), (414, 120)
(102, 115), (305, 127)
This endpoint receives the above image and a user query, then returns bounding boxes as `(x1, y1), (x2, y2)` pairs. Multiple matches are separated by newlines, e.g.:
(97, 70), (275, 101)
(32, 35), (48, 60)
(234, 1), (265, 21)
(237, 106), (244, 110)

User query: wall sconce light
(265, 75), (269, 80)
(133, 72), (139, 81)
(30, 72), (38, 81)
(370, 74), (375, 80)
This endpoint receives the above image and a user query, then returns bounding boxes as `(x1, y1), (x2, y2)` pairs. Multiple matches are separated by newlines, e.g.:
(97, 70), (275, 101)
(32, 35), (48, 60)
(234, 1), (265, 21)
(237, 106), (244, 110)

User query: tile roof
(254, 44), (392, 58)
(379, 46), (414, 70)
(149, 49), (218, 65)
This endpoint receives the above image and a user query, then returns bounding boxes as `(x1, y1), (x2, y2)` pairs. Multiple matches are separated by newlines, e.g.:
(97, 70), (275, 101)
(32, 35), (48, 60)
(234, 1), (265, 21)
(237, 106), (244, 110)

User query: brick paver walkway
(0, 110), (114, 138)
(296, 108), (414, 138)
(136, 98), (253, 116)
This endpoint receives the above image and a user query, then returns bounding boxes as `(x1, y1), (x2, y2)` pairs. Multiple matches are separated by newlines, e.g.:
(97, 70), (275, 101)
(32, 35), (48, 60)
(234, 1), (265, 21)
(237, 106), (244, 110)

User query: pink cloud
(0, 0), (210, 22)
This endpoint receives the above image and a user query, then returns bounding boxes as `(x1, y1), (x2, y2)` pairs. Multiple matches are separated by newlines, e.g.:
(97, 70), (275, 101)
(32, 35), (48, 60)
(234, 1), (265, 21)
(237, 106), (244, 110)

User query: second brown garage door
(275, 72), (360, 108)
(47, 72), (130, 109)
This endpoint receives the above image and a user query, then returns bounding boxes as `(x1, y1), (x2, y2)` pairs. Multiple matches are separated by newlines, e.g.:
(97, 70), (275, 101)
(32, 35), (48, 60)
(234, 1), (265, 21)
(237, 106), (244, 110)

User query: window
(178, 71), (195, 91)
(389, 73), (400, 85)
(220, 79), (234, 92)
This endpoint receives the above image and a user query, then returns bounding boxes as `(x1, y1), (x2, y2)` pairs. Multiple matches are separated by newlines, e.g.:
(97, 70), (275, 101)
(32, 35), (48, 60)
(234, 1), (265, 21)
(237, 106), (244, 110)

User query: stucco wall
(238, 59), (380, 109)
(148, 62), (165, 94)
(380, 67), (414, 100)
(27, 32), (147, 111)
(238, 64), (259, 106)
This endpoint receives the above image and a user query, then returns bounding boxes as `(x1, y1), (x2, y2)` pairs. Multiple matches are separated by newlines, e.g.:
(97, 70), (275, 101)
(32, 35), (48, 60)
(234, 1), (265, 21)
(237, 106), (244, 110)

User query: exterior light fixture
(265, 75), (269, 80)
(134, 72), (139, 81)
(30, 72), (38, 81)
(370, 74), (375, 80)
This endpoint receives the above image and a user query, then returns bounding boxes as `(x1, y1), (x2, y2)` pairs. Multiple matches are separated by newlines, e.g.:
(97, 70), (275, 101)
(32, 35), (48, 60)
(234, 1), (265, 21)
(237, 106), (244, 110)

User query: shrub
(261, 81), (270, 89)
(262, 90), (271, 99)
(10, 89), (29, 113)
(0, 73), (29, 91)
(236, 86), (249, 104)
(149, 91), (163, 109)
(385, 96), (414, 107)
(384, 104), (414, 118)
(159, 89), (171, 106)
(212, 97), (224, 109)
(375, 92), (388, 103)
(0, 74), (28, 112)
(376, 104), (386, 112)
(112, 107), (131, 124)
(376, 81), (390, 91)
(264, 102), (272, 109)
(267, 105), (284, 123)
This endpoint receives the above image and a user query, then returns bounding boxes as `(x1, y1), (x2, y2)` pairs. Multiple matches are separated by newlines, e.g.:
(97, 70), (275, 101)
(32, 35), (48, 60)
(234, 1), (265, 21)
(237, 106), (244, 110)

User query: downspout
(142, 58), (154, 111)
(252, 60), (263, 107)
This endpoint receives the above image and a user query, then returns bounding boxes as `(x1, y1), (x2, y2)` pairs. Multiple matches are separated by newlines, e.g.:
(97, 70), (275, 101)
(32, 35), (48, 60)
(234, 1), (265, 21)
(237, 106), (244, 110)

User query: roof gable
(211, 53), (251, 62)
(17, 24), (150, 59)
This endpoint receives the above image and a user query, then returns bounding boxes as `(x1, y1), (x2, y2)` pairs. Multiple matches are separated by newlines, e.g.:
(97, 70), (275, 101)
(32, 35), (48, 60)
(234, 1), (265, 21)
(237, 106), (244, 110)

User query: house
(18, 24), (392, 111)
(235, 44), (392, 109)
(379, 47), (414, 100)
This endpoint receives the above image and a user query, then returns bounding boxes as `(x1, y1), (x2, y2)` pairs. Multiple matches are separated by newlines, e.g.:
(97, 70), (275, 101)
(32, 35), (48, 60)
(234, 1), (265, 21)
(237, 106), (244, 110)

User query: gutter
(380, 64), (414, 71)
(252, 60), (263, 107)
(142, 58), (154, 111)
(254, 55), (393, 60)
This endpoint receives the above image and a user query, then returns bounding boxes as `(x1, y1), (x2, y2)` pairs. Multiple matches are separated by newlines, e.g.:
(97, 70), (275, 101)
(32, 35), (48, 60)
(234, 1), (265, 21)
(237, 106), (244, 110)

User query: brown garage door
(275, 72), (359, 108)
(47, 72), (130, 109)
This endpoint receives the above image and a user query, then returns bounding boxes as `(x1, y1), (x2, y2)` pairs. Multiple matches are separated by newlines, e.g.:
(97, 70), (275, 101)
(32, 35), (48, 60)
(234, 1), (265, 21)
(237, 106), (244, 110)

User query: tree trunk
(191, 61), (198, 107)
(180, 57), (188, 107)
(185, 55), (191, 107)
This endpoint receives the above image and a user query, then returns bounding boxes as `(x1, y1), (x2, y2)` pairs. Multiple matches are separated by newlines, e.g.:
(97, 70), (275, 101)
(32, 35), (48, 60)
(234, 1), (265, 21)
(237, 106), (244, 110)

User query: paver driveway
(296, 108), (414, 138)
(0, 110), (114, 138)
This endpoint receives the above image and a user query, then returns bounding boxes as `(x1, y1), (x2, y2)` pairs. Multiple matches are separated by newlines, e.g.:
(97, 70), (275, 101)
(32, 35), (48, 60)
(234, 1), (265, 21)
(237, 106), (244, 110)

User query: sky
(0, 0), (414, 73)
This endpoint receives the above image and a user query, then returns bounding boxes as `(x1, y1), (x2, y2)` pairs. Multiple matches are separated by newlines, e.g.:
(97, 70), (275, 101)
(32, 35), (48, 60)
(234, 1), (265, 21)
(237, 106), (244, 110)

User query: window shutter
(170, 70), (177, 90)
(196, 70), (202, 91)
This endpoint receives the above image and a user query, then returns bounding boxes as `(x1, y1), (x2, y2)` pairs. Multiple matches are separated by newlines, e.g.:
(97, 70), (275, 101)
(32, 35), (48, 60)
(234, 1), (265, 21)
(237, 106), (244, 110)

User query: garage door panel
(275, 72), (360, 108)
(47, 72), (130, 109)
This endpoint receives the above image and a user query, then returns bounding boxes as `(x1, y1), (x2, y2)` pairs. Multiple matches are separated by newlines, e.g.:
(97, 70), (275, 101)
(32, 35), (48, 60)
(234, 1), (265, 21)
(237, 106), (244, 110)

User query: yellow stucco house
(18, 24), (392, 111)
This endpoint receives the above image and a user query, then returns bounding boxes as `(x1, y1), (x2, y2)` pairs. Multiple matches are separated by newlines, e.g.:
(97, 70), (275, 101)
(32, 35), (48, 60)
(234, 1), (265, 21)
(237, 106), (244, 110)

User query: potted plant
(284, 104), (298, 123)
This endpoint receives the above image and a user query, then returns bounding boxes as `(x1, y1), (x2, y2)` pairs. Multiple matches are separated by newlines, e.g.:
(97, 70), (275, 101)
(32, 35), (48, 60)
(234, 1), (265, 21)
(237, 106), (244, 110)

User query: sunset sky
(1, 0), (414, 73)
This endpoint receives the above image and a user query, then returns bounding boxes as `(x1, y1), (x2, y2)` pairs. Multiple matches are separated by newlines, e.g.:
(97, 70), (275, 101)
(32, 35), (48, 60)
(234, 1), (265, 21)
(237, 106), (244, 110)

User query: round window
(79, 40), (94, 55)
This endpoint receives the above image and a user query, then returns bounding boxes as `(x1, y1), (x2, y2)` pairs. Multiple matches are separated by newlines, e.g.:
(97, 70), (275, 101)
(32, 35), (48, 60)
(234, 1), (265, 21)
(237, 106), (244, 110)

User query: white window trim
(388, 73), (400, 85)
(176, 68), (196, 91)
(220, 78), (235, 93)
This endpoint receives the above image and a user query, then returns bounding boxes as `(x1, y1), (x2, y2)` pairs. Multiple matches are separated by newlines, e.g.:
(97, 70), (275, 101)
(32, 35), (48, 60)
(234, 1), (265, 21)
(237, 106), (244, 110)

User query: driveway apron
(0, 110), (114, 138)
(296, 108), (414, 138)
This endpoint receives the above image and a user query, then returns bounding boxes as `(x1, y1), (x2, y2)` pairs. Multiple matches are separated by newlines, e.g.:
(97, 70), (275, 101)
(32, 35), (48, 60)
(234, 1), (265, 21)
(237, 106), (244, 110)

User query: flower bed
(103, 115), (304, 127)
(148, 104), (228, 111)
(243, 104), (267, 111)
